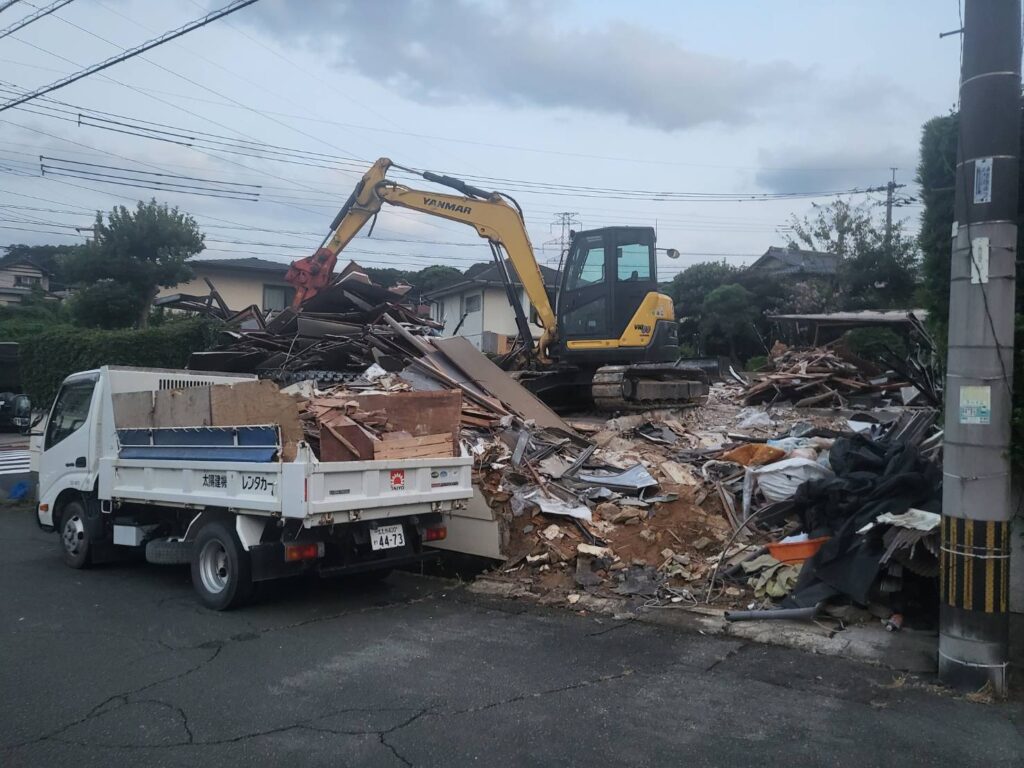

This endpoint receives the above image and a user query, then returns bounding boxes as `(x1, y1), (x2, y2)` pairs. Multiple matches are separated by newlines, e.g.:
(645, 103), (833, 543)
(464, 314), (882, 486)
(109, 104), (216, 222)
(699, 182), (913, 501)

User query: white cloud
(243, 0), (810, 131)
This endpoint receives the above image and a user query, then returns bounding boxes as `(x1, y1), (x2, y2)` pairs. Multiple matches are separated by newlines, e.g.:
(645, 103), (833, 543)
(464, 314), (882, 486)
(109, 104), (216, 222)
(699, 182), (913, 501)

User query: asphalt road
(2, 506), (1022, 768)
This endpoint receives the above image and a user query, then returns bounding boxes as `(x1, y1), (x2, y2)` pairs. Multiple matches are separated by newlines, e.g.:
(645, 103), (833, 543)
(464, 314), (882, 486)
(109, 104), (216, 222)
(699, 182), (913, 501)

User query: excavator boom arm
(288, 158), (558, 356)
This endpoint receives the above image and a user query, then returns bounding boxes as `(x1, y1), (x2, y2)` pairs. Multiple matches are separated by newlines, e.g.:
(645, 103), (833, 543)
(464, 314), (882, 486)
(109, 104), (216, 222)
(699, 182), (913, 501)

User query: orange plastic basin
(767, 537), (829, 565)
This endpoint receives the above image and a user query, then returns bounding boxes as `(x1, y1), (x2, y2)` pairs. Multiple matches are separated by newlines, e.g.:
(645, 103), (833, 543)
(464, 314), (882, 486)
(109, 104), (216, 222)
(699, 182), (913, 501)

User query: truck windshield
(45, 379), (97, 450)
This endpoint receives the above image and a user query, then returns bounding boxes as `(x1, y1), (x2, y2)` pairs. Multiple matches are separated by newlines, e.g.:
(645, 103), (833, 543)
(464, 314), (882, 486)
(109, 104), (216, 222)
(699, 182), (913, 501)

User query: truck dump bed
(99, 425), (472, 525)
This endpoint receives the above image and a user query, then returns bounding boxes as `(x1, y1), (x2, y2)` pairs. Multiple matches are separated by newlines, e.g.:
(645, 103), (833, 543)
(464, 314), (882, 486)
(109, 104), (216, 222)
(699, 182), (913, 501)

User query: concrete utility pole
(880, 168), (908, 260)
(939, 0), (1020, 695)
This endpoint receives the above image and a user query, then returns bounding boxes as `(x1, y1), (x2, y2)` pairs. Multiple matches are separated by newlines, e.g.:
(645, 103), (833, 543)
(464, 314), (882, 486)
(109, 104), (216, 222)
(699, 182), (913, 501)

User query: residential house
(157, 256), (295, 311)
(0, 259), (52, 306)
(424, 260), (558, 352)
(746, 246), (841, 278)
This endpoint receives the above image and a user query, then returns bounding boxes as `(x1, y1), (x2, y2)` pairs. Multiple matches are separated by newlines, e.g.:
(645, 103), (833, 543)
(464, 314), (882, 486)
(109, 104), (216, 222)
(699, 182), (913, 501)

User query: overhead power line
(39, 155), (262, 190)
(0, 0), (72, 41)
(0, 0), (260, 113)
(0, 80), (892, 207)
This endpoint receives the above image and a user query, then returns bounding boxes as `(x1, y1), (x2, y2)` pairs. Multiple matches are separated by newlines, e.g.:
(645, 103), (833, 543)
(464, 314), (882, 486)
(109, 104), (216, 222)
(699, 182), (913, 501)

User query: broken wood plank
(794, 389), (837, 407)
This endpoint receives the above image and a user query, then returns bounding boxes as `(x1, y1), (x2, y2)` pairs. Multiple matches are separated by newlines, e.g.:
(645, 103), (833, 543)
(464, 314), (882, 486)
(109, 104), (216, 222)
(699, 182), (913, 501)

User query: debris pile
(185, 268), (442, 384)
(476, 377), (945, 633)
(743, 342), (934, 408)
(168, 268), (950, 631)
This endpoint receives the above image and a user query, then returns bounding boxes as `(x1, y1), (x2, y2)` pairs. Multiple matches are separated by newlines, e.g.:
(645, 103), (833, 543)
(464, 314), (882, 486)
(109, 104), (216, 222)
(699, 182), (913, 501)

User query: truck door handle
(67, 457), (86, 468)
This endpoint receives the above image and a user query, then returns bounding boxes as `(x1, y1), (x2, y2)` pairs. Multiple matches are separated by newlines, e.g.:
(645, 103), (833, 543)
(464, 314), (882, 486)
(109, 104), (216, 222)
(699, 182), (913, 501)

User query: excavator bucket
(285, 247), (338, 308)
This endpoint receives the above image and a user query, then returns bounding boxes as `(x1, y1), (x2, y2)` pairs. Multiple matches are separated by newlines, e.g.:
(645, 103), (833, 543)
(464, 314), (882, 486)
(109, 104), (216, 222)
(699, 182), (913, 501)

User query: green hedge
(10, 318), (218, 407)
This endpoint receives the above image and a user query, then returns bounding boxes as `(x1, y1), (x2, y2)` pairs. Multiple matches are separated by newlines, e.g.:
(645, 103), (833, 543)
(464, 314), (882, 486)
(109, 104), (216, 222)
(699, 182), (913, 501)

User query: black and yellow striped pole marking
(940, 517), (1010, 615)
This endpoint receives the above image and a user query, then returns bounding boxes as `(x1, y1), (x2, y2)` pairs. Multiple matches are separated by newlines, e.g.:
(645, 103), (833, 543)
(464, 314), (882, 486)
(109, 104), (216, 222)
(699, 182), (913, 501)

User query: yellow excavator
(285, 157), (708, 410)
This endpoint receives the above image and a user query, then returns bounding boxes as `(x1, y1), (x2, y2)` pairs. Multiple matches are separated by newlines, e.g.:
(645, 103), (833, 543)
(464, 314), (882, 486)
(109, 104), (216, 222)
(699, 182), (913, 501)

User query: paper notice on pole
(974, 157), (993, 204)
(959, 385), (991, 425)
(970, 237), (990, 284)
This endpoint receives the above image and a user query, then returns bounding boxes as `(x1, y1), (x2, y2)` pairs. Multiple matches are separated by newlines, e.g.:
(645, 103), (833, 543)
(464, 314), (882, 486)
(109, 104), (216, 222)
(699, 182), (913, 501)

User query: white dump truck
(36, 366), (474, 609)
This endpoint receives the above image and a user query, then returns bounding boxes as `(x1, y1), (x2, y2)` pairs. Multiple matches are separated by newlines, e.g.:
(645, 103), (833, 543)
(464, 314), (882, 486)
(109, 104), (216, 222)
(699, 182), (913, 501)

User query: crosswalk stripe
(0, 450), (30, 475)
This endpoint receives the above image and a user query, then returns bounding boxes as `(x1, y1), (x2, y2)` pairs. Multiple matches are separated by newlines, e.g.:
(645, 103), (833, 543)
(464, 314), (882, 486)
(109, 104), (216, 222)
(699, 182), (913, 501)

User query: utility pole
(939, 0), (1020, 695)
(878, 168), (907, 259)
(884, 168), (896, 258)
(550, 212), (580, 255)
(545, 212), (580, 273)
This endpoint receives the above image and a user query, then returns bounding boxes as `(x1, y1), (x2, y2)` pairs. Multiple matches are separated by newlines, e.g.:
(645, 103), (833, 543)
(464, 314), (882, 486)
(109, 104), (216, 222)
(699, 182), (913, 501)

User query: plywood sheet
(432, 336), (569, 431)
(153, 386), (211, 427)
(112, 391), (154, 428)
(320, 417), (378, 462)
(344, 390), (461, 455)
(210, 379), (303, 461)
(373, 432), (452, 460)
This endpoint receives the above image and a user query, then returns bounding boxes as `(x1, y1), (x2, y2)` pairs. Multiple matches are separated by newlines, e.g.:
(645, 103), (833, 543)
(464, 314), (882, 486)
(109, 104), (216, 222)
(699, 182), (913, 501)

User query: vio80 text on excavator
(285, 158), (708, 411)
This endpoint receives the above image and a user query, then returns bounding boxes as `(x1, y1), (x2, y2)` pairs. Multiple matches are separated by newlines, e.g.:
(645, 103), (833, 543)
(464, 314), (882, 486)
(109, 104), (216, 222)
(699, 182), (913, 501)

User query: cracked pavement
(2, 508), (1023, 767)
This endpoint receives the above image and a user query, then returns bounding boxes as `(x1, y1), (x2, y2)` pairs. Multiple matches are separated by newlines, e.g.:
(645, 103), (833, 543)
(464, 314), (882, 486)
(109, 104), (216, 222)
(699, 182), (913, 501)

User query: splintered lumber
(743, 345), (911, 407)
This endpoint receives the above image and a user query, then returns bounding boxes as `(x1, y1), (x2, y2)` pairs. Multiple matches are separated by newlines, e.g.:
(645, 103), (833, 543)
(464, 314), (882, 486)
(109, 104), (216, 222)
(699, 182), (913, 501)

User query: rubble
(172, 271), (948, 635)
(742, 342), (938, 408)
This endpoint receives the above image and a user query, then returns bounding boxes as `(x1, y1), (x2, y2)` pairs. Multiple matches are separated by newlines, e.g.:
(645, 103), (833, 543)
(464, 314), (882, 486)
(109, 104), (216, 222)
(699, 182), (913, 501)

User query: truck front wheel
(59, 500), (91, 569)
(190, 520), (252, 611)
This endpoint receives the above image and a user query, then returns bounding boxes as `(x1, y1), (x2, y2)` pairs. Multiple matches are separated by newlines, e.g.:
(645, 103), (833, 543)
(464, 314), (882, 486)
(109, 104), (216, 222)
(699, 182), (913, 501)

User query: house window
(263, 284), (295, 311)
(14, 274), (41, 287)
(463, 294), (481, 313)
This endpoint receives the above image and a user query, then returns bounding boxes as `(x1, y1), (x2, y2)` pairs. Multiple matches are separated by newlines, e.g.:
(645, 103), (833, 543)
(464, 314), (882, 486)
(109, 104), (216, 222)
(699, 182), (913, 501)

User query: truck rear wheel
(190, 520), (252, 611)
(59, 500), (91, 569)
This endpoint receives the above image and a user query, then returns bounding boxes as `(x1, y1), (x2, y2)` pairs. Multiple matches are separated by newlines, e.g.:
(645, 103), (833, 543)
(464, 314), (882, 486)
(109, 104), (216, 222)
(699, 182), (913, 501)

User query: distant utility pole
(883, 168), (904, 258)
(549, 212), (580, 266)
(939, 0), (1020, 695)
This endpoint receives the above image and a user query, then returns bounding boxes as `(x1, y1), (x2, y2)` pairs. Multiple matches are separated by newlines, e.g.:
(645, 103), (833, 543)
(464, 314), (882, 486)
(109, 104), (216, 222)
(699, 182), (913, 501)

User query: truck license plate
(370, 524), (405, 551)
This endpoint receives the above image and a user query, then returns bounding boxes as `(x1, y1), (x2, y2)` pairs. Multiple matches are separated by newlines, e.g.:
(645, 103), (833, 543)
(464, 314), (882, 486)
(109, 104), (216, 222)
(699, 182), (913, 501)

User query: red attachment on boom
(285, 247), (337, 308)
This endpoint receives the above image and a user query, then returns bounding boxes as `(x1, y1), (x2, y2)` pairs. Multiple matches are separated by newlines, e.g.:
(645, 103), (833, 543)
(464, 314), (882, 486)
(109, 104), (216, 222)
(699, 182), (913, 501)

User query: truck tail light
(424, 526), (447, 542)
(284, 542), (323, 562)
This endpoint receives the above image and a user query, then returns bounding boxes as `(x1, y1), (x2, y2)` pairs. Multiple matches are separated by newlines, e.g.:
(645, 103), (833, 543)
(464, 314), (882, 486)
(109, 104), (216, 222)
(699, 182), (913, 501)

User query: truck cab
(37, 367), (254, 529)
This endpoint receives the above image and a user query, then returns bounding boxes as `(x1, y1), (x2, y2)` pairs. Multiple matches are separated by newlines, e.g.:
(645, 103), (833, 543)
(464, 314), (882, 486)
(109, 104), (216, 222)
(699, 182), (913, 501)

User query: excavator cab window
(560, 234), (608, 337)
(616, 243), (651, 281)
(565, 236), (606, 290)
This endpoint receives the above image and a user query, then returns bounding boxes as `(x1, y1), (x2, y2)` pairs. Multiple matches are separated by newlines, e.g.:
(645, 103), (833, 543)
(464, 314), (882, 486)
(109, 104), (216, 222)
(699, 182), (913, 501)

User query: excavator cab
(554, 226), (679, 364)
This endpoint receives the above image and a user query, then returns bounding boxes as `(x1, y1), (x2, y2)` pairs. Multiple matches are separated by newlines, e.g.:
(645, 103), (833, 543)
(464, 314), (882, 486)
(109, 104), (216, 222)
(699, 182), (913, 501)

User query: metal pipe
(724, 604), (820, 623)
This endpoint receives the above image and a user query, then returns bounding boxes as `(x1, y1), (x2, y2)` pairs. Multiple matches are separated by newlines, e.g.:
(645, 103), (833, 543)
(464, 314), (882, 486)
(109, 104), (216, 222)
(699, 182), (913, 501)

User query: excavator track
(591, 364), (709, 412)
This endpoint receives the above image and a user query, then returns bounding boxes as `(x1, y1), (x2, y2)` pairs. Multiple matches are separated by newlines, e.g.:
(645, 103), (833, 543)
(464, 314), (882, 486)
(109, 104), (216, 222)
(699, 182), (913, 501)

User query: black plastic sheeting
(783, 435), (941, 608)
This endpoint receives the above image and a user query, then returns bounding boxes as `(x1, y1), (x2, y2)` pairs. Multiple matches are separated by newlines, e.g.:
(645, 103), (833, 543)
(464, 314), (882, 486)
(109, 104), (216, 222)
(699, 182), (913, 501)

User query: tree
(363, 267), (410, 289)
(838, 234), (919, 310)
(786, 198), (879, 257)
(69, 279), (148, 329)
(667, 261), (740, 317)
(915, 113), (958, 336)
(786, 198), (919, 311)
(700, 283), (759, 360)
(411, 264), (464, 296)
(64, 200), (203, 328)
(916, 107), (1024, 464)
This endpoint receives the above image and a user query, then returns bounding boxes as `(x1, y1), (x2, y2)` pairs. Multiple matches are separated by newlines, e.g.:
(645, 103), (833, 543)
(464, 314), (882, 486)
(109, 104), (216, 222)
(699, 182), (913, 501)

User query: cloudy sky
(0, 0), (962, 279)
